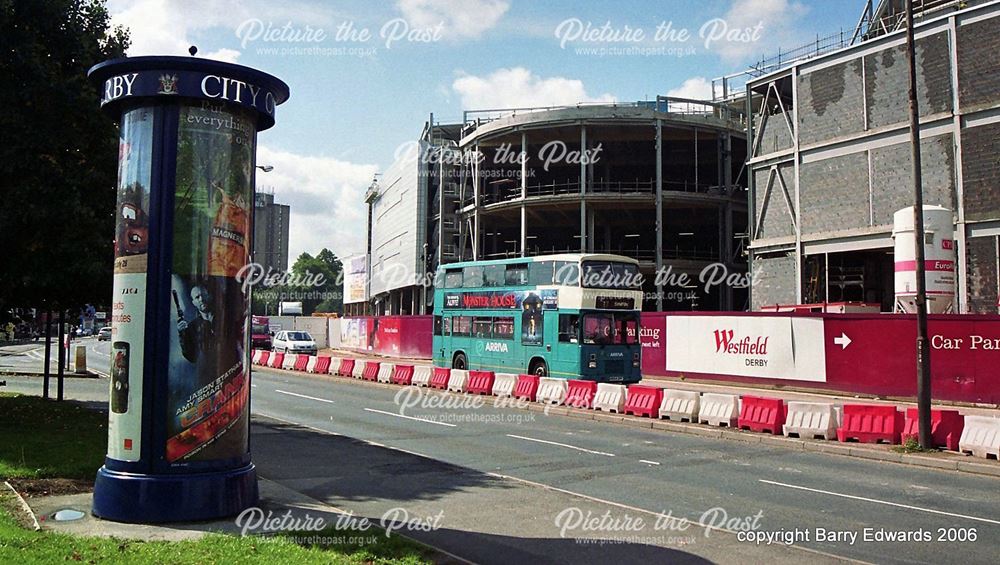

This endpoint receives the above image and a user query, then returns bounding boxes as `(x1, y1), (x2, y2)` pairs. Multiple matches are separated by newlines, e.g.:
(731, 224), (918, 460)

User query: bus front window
(582, 313), (614, 344)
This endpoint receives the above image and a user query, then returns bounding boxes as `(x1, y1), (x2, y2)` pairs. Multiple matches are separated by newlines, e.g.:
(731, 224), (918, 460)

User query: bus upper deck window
(528, 261), (554, 285)
(463, 266), (484, 288)
(484, 264), (505, 287)
(505, 264), (528, 286)
(445, 270), (463, 288)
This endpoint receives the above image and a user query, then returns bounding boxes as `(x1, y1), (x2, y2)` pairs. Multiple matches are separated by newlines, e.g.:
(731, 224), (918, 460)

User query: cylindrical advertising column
(88, 56), (289, 523)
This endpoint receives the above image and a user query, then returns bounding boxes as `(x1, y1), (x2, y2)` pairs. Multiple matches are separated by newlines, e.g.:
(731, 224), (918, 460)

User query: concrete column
(473, 143), (480, 260)
(655, 119), (664, 312)
(580, 125), (587, 253)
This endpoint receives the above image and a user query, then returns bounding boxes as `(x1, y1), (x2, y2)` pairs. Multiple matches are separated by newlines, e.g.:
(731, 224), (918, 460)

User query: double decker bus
(432, 254), (643, 383)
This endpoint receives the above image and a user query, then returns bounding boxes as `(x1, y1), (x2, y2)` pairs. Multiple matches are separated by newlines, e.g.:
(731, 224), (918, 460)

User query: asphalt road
(4, 361), (998, 564)
(0, 336), (111, 378)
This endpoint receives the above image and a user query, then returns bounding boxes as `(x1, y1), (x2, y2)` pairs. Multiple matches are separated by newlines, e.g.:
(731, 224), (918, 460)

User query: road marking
(759, 479), (1000, 526)
(506, 434), (615, 457)
(639, 459), (661, 466)
(363, 408), (456, 427)
(275, 389), (334, 404)
(254, 412), (436, 460)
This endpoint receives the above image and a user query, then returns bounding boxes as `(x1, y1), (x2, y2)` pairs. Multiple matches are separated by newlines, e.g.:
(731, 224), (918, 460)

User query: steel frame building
(746, 0), (1000, 313)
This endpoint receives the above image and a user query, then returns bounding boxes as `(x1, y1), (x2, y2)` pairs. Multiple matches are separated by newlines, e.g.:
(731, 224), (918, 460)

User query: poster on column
(166, 102), (256, 463)
(108, 107), (153, 462)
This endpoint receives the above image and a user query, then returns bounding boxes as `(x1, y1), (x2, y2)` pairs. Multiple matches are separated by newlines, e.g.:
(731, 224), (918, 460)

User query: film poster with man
(167, 102), (256, 463)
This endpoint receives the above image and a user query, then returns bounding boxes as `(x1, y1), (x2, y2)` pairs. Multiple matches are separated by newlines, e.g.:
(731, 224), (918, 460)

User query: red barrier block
(738, 395), (787, 435)
(430, 367), (451, 389)
(362, 361), (380, 381)
(902, 408), (965, 451)
(391, 365), (415, 385)
(837, 404), (904, 444)
(514, 374), (539, 401)
(565, 380), (597, 409)
(623, 385), (663, 418)
(294, 355), (310, 372)
(258, 351), (270, 366)
(337, 358), (355, 377)
(270, 352), (285, 369)
(467, 370), (496, 395)
(314, 356), (331, 374)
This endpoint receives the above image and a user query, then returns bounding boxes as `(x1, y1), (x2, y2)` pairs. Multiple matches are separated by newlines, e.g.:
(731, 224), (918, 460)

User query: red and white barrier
(326, 356), (341, 374)
(282, 353), (298, 370)
(658, 389), (700, 422)
(411, 366), (432, 387)
(698, 393), (739, 427)
(252, 350), (264, 364)
(268, 352), (285, 369)
(447, 369), (469, 393)
(593, 383), (626, 413)
(536, 378), (568, 405)
(565, 380), (597, 409)
(959, 416), (1000, 459)
(514, 375), (539, 401)
(466, 370), (495, 395)
(430, 367), (450, 389)
(376, 363), (394, 383)
(391, 364), (415, 385)
(738, 395), (786, 435)
(902, 408), (964, 451)
(492, 373), (518, 397)
(837, 404), (903, 444)
(293, 354), (310, 372)
(351, 360), (366, 379)
(783, 401), (839, 440)
(623, 385), (662, 418)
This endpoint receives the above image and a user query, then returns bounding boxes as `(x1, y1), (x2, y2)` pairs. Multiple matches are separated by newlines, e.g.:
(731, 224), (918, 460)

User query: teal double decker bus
(432, 253), (643, 383)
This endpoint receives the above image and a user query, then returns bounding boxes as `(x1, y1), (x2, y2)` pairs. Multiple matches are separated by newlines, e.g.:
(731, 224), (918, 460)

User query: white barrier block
(412, 366), (432, 387)
(783, 401), (839, 440)
(327, 356), (341, 375)
(377, 364), (394, 383)
(593, 383), (626, 413)
(698, 393), (739, 427)
(959, 416), (1000, 460)
(252, 350), (264, 365)
(493, 373), (518, 397)
(658, 389), (700, 422)
(281, 353), (298, 370)
(352, 360), (366, 379)
(305, 356), (318, 373)
(447, 369), (469, 392)
(536, 377), (568, 405)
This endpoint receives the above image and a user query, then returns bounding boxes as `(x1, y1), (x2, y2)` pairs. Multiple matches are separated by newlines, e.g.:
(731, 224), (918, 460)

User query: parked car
(97, 327), (112, 341)
(271, 330), (316, 356)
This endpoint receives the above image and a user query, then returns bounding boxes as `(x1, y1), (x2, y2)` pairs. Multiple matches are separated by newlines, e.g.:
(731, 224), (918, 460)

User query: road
(0, 336), (110, 378)
(3, 364), (998, 564)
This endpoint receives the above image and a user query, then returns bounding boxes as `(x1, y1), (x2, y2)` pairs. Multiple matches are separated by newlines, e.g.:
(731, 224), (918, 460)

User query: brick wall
(750, 252), (797, 309)
(798, 59), (865, 146)
(961, 121), (1000, 223)
(966, 236), (998, 314)
(957, 18), (1000, 110)
(864, 31), (952, 130)
(799, 152), (869, 235)
(870, 133), (956, 227)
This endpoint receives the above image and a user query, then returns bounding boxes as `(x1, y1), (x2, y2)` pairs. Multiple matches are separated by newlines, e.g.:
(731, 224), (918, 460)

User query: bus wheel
(453, 352), (467, 370)
(529, 359), (547, 377)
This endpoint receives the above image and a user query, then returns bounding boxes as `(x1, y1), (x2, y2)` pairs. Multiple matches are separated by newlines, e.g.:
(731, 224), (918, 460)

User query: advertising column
(88, 56), (289, 523)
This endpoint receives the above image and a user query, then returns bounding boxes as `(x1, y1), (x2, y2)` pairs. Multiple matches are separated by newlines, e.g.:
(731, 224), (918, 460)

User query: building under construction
(742, 0), (1000, 313)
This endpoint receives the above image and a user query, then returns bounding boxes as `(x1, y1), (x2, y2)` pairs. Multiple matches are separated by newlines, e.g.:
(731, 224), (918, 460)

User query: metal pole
(655, 119), (664, 311)
(905, 0), (932, 449)
(43, 310), (52, 399)
(57, 310), (65, 401)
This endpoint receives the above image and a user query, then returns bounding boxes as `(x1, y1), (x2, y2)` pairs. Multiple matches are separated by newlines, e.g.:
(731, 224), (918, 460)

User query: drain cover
(52, 509), (86, 521)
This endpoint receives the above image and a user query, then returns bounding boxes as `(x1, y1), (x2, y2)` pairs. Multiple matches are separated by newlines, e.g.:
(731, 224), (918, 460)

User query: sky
(107, 0), (863, 264)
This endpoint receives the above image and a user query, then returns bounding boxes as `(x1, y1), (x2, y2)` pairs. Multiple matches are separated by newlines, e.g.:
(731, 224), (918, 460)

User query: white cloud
(108, 0), (336, 61)
(255, 145), (378, 262)
(666, 77), (713, 101)
(452, 67), (615, 109)
(396, 0), (509, 39)
(708, 0), (809, 62)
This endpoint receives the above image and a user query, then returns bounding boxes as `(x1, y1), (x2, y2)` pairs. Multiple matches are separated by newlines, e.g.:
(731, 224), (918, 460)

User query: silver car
(271, 330), (317, 356)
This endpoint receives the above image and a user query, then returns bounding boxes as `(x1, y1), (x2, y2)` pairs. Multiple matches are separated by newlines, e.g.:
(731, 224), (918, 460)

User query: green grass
(0, 393), (107, 480)
(0, 491), (433, 564)
(0, 392), (436, 563)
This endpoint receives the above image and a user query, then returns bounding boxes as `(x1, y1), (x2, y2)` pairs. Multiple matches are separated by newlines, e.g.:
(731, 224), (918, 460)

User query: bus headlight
(588, 354), (597, 369)
(633, 352), (640, 368)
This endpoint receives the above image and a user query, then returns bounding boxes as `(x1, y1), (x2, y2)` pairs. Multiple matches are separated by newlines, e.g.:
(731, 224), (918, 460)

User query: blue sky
(108, 0), (863, 262)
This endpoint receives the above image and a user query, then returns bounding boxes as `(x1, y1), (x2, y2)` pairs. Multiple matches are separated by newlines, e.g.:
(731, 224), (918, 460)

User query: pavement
(6, 355), (1000, 564)
(0, 336), (109, 379)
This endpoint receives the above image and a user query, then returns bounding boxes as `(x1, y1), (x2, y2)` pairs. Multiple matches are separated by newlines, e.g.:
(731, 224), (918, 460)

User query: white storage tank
(891, 206), (955, 314)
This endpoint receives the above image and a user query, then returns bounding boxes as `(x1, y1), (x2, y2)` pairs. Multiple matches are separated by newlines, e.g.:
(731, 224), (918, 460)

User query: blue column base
(92, 463), (258, 523)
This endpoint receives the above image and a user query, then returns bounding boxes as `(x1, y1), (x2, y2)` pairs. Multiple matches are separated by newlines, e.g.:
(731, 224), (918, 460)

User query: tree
(0, 0), (129, 319)
(250, 248), (344, 316)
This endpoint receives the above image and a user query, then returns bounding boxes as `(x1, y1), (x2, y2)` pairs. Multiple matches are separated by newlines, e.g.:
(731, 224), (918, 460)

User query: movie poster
(166, 102), (255, 463)
(108, 107), (153, 462)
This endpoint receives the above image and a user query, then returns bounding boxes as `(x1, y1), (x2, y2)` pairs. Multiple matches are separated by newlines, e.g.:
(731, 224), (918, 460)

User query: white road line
(506, 434), (615, 457)
(363, 407), (456, 427)
(274, 389), (334, 404)
(759, 479), (1000, 526)
(639, 459), (661, 466)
